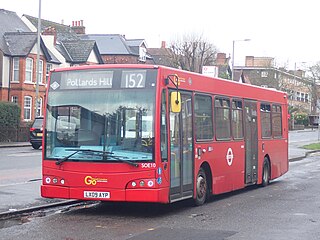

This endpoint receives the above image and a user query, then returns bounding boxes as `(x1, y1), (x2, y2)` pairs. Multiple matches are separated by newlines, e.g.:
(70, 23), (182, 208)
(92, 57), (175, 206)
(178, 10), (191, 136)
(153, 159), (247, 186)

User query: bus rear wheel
(261, 158), (270, 187)
(194, 168), (208, 206)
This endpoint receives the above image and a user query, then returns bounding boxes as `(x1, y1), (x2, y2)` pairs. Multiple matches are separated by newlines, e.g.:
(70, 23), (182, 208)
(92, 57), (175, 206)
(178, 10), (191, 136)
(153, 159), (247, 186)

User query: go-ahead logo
(84, 176), (108, 185)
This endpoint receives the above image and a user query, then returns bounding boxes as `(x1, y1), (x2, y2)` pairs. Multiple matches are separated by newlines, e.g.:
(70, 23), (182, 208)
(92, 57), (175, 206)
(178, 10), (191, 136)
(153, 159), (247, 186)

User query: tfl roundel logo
(226, 148), (234, 166)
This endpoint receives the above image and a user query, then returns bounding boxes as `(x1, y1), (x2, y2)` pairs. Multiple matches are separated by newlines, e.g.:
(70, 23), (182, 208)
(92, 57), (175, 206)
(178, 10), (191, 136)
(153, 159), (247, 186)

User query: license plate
(37, 133), (43, 137)
(84, 191), (110, 199)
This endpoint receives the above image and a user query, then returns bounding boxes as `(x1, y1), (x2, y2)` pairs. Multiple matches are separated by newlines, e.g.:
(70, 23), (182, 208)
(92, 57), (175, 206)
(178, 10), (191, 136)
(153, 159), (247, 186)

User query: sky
(1, 0), (319, 69)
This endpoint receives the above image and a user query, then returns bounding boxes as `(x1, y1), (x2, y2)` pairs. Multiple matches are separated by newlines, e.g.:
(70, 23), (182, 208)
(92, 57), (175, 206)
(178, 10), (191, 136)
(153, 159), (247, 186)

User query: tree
(168, 33), (218, 73)
(307, 62), (320, 114)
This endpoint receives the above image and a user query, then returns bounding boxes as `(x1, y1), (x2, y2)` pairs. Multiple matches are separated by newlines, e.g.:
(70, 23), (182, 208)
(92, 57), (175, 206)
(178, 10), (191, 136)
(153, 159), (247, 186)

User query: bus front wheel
(194, 168), (208, 206)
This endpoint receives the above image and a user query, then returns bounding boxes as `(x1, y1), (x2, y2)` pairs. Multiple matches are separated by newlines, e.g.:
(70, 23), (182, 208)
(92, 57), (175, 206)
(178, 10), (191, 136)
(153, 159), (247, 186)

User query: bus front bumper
(41, 185), (169, 204)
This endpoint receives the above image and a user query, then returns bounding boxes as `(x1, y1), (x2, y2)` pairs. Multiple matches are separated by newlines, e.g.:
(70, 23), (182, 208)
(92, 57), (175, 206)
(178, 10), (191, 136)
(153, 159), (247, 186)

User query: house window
(12, 57), (20, 82)
(261, 71), (268, 78)
(11, 96), (18, 104)
(289, 90), (294, 100)
(37, 60), (43, 84)
(139, 47), (147, 62)
(46, 63), (52, 83)
(36, 97), (43, 117)
(296, 92), (301, 101)
(25, 58), (33, 83)
(24, 96), (32, 120)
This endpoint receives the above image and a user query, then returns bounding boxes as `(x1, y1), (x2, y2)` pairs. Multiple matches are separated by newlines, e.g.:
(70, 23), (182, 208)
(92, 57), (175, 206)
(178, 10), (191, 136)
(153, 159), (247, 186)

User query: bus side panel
(258, 138), (288, 182)
(257, 102), (289, 184)
(271, 139), (289, 178)
(201, 141), (245, 195)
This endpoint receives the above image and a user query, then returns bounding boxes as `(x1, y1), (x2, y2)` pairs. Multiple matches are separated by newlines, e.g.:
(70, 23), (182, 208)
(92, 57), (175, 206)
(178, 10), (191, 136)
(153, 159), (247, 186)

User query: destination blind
(50, 69), (155, 90)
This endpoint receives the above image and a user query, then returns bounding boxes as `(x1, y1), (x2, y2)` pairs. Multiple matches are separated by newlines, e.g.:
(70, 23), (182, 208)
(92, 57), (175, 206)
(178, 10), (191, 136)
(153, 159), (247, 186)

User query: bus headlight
(139, 180), (145, 187)
(127, 179), (156, 189)
(45, 177), (51, 184)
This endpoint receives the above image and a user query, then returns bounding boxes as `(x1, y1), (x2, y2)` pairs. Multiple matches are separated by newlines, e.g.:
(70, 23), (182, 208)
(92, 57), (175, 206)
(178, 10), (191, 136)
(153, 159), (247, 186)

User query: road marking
(0, 179), (42, 187)
(8, 152), (41, 157)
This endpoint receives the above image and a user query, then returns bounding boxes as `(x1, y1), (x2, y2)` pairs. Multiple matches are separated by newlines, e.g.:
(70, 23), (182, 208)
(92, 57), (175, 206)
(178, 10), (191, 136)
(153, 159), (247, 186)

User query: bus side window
(195, 94), (213, 141)
(161, 90), (168, 161)
(261, 103), (272, 138)
(215, 97), (231, 140)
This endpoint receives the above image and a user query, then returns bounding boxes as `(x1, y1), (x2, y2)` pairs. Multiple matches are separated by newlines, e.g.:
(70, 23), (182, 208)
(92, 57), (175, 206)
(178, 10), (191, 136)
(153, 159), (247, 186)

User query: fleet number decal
(141, 163), (156, 168)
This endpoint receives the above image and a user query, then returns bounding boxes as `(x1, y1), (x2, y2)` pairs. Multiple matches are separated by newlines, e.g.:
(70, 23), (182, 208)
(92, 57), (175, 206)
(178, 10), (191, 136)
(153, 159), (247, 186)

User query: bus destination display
(52, 69), (147, 90)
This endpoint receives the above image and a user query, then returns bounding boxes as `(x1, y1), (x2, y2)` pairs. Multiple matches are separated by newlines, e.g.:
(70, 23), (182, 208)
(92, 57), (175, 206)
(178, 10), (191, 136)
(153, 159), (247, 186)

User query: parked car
(29, 116), (43, 149)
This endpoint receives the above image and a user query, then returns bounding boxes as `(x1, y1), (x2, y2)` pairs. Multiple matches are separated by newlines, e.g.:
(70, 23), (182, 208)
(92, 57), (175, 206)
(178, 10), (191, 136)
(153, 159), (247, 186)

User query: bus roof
(50, 64), (287, 104)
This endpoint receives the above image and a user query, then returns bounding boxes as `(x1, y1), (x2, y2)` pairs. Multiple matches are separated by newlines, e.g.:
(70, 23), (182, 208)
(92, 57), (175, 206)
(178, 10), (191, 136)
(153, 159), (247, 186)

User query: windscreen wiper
(55, 149), (138, 167)
(106, 155), (139, 167)
(55, 149), (108, 165)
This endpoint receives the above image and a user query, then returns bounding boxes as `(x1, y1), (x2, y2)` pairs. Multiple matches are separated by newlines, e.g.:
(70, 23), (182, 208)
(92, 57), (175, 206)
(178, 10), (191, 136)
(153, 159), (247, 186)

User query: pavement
(288, 128), (320, 161)
(0, 129), (319, 217)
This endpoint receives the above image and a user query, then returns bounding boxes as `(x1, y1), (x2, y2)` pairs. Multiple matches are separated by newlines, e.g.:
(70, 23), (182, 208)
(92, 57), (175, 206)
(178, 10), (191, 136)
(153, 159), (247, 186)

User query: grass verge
(302, 143), (320, 150)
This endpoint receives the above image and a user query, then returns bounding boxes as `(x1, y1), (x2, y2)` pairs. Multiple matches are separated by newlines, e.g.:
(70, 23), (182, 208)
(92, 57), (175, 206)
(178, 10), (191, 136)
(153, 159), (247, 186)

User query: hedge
(0, 101), (21, 127)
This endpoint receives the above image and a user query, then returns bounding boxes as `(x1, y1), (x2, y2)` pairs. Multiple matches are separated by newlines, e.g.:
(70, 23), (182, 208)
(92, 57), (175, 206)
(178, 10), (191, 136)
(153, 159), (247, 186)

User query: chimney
(245, 56), (254, 67)
(161, 41), (166, 48)
(216, 53), (227, 65)
(71, 20), (86, 34)
(42, 27), (57, 45)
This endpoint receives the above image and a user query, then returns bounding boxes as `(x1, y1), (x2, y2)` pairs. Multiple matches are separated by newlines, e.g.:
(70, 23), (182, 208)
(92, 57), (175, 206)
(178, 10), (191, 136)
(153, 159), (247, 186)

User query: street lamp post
(231, 39), (250, 81)
(35, 0), (41, 118)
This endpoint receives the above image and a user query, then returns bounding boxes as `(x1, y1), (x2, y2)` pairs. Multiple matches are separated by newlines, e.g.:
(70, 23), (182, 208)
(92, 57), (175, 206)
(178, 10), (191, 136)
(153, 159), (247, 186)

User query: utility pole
(35, 0), (41, 118)
(231, 39), (250, 81)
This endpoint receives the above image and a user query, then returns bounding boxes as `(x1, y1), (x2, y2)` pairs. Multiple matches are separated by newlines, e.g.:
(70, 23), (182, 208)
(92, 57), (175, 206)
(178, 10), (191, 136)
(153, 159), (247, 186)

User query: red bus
(41, 64), (288, 205)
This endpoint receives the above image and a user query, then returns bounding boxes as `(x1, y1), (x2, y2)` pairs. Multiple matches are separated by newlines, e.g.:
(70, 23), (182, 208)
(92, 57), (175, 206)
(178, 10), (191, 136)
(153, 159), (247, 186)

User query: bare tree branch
(168, 33), (218, 73)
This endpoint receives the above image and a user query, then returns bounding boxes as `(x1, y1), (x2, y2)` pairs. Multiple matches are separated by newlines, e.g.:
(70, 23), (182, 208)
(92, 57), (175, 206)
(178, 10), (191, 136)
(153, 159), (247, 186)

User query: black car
(29, 117), (43, 149)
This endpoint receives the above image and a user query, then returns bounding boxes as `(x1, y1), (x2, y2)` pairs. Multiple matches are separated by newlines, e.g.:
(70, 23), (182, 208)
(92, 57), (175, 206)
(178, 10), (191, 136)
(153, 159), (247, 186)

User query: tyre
(32, 143), (41, 149)
(261, 158), (270, 187)
(194, 168), (208, 206)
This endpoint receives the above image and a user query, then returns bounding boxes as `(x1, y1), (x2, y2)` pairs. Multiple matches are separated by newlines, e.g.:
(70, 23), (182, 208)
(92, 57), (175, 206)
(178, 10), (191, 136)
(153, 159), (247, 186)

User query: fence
(0, 126), (29, 142)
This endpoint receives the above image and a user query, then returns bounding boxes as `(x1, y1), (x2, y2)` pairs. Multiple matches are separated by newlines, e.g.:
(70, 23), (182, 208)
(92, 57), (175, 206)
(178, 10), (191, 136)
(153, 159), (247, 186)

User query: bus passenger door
(169, 92), (194, 202)
(244, 100), (258, 184)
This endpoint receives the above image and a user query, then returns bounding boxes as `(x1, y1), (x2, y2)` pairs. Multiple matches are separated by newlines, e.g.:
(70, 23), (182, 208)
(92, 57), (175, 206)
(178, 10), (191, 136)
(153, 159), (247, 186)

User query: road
(0, 129), (319, 239)
(0, 147), (64, 213)
(0, 147), (41, 184)
(0, 152), (319, 239)
(0, 147), (42, 212)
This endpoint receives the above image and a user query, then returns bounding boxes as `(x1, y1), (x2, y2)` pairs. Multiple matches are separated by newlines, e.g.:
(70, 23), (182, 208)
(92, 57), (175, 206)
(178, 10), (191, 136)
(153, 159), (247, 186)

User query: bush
(294, 113), (309, 126)
(0, 101), (21, 127)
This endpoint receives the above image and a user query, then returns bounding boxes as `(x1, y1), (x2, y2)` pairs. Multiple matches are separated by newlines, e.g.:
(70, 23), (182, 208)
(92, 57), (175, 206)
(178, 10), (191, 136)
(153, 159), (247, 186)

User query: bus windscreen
(45, 69), (157, 164)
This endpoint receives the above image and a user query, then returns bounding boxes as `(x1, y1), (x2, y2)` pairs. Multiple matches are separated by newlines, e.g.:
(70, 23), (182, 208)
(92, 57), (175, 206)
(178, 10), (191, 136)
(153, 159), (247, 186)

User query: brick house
(0, 9), (57, 122)
(234, 56), (313, 114)
(81, 34), (153, 64)
(0, 10), (103, 123)
(22, 15), (103, 67)
(148, 41), (175, 67)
